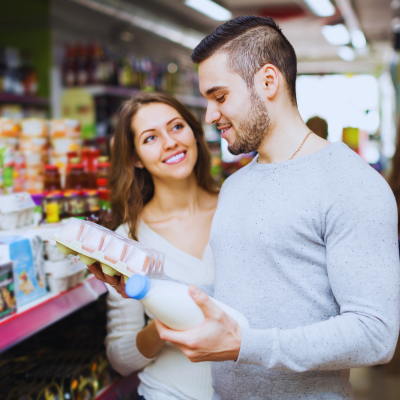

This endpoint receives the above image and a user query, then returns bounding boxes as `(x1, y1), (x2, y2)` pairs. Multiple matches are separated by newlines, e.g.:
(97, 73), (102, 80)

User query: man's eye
(216, 95), (225, 103)
(144, 135), (156, 143)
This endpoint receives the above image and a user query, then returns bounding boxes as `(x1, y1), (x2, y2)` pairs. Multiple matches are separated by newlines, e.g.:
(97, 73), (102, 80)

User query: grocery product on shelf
(97, 178), (112, 228)
(52, 218), (165, 281)
(20, 118), (49, 193)
(43, 190), (64, 223)
(64, 189), (86, 219)
(0, 235), (47, 308)
(60, 43), (200, 96)
(83, 189), (100, 220)
(125, 274), (249, 331)
(0, 117), (19, 194)
(0, 47), (39, 96)
(0, 261), (17, 321)
(0, 192), (35, 230)
(44, 256), (86, 294)
(44, 164), (62, 192)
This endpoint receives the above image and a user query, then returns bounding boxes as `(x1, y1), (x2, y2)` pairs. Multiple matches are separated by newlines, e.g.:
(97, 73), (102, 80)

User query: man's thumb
(188, 284), (216, 318)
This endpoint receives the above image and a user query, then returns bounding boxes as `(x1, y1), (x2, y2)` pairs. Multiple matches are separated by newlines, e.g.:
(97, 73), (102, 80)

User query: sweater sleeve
(237, 162), (400, 372)
(105, 284), (156, 376)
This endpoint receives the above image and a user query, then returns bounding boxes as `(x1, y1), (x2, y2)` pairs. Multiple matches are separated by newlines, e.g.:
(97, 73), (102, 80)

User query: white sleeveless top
(105, 220), (214, 400)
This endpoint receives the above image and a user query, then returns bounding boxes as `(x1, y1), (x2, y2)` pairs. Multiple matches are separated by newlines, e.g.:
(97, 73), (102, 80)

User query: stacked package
(0, 118), (19, 194)
(20, 119), (48, 193)
(49, 119), (82, 187)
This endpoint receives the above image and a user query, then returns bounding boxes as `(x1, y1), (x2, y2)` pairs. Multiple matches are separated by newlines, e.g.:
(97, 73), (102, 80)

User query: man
(155, 16), (400, 399)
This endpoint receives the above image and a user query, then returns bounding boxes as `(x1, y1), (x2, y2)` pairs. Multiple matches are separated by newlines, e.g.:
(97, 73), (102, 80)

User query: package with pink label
(51, 218), (165, 282)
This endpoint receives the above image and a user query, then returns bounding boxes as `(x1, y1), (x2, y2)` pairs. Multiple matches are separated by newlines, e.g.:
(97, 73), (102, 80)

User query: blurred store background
(0, 0), (399, 399)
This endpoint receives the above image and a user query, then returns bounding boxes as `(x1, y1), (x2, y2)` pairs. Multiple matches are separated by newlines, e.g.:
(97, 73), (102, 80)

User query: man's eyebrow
(206, 86), (228, 96)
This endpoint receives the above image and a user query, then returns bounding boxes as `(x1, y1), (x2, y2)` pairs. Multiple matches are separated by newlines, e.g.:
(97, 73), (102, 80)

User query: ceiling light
(303, 0), (335, 17)
(70, 0), (205, 50)
(185, 0), (232, 21)
(321, 24), (350, 45)
(351, 29), (367, 49)
(338, 46), (355, 61)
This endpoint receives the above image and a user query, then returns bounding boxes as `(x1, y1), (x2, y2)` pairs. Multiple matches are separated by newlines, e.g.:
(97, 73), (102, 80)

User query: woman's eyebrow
(167, 117), (181, 125)
(140, 128), (155, 138)
(140, 117), (181, 137)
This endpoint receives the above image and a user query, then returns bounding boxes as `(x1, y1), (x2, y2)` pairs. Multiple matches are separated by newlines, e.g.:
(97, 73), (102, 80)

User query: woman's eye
(144, 135), (156, 144)
(216, 95), (225, 103)
(172, 123), (184, 131)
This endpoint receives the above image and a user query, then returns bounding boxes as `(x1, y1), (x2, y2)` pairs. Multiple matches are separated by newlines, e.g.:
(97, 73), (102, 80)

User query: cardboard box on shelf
(0, 261), (17, 320)
(0, 235), (47, 307)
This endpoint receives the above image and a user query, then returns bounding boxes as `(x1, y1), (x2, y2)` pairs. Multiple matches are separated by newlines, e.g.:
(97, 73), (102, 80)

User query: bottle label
(46, 202), (60, 223)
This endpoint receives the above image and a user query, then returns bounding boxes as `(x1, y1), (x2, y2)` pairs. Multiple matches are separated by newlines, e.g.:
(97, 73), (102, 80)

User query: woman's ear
(134, 162), (144, 169)
(133, 156), (144, 169)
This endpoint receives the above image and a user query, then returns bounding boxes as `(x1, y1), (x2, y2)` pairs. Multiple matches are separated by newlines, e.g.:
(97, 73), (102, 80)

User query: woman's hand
(87, 262), (129, 298)
(137, 320), (166, 358)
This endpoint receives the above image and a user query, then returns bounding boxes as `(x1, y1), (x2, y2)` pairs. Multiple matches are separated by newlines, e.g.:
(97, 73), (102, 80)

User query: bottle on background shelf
(43, 165), (61, 193)
(62, 44), (76, 87)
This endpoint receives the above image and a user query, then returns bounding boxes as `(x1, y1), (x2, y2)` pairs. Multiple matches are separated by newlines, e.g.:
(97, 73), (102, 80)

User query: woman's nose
(163, 134), (178, 149)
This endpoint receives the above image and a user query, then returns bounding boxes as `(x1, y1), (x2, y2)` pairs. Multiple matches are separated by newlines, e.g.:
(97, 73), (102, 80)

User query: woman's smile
(163, 150), (187, 165)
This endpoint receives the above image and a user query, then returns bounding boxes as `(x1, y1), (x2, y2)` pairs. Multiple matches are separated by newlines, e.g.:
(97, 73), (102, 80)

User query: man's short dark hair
(192, 16), (297, 106)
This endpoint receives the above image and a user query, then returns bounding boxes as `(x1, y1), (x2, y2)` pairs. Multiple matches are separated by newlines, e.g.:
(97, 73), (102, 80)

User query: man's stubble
(228, 90), (271, 155)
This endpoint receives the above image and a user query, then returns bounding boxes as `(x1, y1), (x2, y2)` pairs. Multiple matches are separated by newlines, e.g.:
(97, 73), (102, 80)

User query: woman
(88, 92), (219, 400)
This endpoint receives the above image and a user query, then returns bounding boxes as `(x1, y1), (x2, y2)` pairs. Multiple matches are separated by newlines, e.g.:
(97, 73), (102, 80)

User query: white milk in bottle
(125, 275), (249, 331)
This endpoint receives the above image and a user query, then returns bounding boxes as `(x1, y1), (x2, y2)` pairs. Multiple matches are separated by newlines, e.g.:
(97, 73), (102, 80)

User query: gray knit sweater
(210, 142), (400, 400)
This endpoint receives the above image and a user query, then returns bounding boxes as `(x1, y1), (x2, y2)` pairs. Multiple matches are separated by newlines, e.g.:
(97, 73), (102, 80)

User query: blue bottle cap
(125, 274), (150, 300)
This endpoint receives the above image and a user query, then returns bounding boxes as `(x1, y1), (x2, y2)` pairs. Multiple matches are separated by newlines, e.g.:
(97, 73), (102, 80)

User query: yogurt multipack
(51, 218), (165, 282)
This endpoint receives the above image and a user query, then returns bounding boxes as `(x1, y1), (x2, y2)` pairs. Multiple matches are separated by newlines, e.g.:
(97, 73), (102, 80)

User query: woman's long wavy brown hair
(109, 92), (219, 240)
(388, 115), (400, 235)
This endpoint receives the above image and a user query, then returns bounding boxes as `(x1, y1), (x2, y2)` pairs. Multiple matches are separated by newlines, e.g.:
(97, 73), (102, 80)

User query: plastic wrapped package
(44, 257), (86, 294)
(52, 218), (165, 280)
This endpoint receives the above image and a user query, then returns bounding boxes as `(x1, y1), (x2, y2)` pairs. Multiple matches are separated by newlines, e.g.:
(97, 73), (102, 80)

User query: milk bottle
(125, 275), (249, 331)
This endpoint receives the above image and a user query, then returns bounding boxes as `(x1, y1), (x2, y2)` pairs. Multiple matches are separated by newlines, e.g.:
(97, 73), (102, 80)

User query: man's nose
(205, 103), (221, 125)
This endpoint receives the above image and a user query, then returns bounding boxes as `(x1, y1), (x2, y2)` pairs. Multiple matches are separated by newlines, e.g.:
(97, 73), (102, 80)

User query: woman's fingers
(103, 273), (121, 287)
(87, 262), (129, 298)
(87, 263), (107, 282)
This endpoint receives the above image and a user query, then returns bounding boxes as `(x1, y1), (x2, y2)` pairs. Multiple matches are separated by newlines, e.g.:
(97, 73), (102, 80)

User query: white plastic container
(44, 257), (86, 294)
(53, 218), (165, 279)
(0, 193), (35, 230)
(125, 275), (249, 331)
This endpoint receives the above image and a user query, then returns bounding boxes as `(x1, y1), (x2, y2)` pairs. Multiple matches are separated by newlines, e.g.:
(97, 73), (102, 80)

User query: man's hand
(87, 262), (129, 298)
(154, 285), (242, 363)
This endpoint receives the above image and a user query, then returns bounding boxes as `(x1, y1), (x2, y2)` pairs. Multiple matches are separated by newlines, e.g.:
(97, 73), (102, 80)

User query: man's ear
(257, 63), (279, 100)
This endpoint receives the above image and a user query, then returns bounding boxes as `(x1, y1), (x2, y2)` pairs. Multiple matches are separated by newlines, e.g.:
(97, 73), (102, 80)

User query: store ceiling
(130, 0), (394, 73)
(62, 0), (394, 74)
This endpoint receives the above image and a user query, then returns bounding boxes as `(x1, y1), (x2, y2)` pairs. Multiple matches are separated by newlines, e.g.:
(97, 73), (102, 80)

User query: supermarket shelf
(96, 373), (139, 400)
(64, 86), (207, 108)
(0, 276), (107, 353)
(175, 94), (207, 108)
(72, 85), (139, 98)
(0, 93), (49, 106)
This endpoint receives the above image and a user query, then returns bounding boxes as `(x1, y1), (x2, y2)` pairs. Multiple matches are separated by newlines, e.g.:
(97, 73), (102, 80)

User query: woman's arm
(137, 320), (165, 358)
(106, 285), (165, 376)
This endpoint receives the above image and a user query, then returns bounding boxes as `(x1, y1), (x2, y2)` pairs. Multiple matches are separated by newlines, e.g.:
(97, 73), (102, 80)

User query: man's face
(198, 52), (270, 155)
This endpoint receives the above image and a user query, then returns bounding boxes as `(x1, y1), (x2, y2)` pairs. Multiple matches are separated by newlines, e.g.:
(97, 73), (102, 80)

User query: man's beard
(228, 90), (270, 155)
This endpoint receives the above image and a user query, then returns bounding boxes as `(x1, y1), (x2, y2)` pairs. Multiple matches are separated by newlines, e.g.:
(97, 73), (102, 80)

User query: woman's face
(132, 103), (198, 182)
